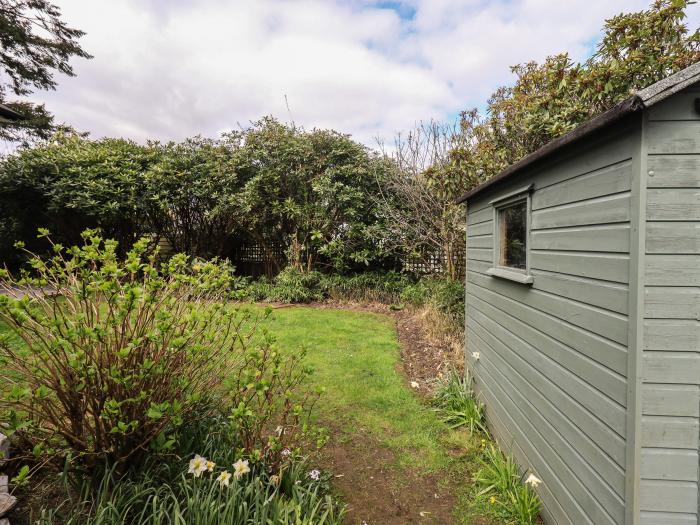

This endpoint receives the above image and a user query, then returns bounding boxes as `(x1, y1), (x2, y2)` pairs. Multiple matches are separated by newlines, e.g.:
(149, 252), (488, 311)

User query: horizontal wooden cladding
(643, 351), (700, 385)
(640, 480), (698, 514)
(646, 188), (700, 221)
(640, 511), (698, 525)
(467, 311), (627, 466)
(466, 234), (492, 249)
(467, 247), (492, 262)
(647, 88), (700, 121)
(531, 250), (629, 284)
(473, 354), (624, 525)
(647, 120), (700, 154)
(645, 254), (699, 285)
(468, 280), (627, 376)
(531, 224), (630, 253)
(644, 319), (699, 351)
(645, 287), (699, 320)
(643, 384), (700, 417)
(642, 415), (699, 449)
(531, 159), (632, 211)
(467, 220), (492, 237)
(467, 206), (493, 226)
(469, 270), (628, 346)
(468, 290), (627, 416)
(647, 155), (700, 188)
(531, 192), (630, 229)
(646, 222), (699, 254)
(641, 448), (698, 481)
(469, 259), (629, 315)
(477, 391), (570, 525)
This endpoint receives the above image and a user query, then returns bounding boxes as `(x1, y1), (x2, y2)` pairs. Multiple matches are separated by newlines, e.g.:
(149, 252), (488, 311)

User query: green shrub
(320, 271), (414, 303)
(401, 277), (465, 326)
(261, 268), (325, 303)
(0, 231), (317, 472)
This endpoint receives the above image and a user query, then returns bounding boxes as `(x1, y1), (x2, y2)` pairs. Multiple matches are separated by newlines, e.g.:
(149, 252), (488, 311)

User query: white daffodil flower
(233, 459), (251, 479)
(525, 473), (542, 488)
(217, 470), (232, 487)
(188, 454), (208, 477)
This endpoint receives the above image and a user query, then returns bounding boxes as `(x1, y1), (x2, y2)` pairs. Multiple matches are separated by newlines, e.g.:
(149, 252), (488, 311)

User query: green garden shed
(457, 62), (700, 525)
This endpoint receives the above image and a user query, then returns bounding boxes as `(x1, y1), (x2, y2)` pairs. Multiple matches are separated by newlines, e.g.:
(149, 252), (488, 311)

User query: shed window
(497, 201), (527, 269)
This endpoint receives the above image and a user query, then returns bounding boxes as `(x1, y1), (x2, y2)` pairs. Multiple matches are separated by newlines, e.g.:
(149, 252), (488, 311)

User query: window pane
(498, 202), (527, 269)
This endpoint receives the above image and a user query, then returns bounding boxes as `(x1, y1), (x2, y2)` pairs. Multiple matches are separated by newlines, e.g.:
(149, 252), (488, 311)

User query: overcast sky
(35, 0), (699, 147)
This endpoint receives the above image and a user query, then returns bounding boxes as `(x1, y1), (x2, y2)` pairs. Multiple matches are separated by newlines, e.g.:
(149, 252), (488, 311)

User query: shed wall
(639, 86), (700, 524)
(465, 121), (638, 524)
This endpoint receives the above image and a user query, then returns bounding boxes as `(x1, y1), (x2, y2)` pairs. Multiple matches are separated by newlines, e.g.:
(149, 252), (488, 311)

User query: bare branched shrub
(375, 121), (467, 280)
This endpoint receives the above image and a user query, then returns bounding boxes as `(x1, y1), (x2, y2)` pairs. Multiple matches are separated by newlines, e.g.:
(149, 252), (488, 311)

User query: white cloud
(33, 0), (697, 146)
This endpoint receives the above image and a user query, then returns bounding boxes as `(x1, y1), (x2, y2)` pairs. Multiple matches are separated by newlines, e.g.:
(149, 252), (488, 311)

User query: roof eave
(456, 60), (700, 205)
(455, 95), (644, 204)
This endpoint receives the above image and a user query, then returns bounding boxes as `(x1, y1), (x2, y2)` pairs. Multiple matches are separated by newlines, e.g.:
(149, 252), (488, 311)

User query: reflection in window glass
(498, 201), (527, 269)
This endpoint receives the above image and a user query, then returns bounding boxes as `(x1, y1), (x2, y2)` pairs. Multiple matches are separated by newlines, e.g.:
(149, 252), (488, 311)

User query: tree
(0, 0), (91, 144)
(0, 133), (159, 267)
(375, 121), (467, 281)
(233, 117), (391, 274)
(145, 136), (242, 258)
(453, 0), (700, 189)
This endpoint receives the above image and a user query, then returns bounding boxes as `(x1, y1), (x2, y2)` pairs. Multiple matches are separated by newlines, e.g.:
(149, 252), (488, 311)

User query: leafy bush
(320, 271), (414, 303)
(36, 412), (344, 525)
(0, 231), (316, 472)
(401, 277), (465, 326)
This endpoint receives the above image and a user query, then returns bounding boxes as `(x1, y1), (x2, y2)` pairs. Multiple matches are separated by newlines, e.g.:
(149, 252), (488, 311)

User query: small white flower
(188, 454), (208, 477)
(471, 351), (480, 361)
(410, 381), (420, 389)
(206, 460), (216, 472)
(233, 459), (251, 479)
(281, 448), (291, 457)
(308, 469), (321, 481)
(525, 473), (542, 488)
(217, 470), (232, 487)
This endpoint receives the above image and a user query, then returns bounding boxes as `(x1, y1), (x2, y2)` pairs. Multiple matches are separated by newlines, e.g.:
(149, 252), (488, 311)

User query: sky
(32, 0), (700, 147)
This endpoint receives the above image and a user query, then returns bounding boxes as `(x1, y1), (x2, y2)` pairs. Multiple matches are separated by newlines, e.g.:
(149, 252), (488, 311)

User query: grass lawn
(0, 307), (495, 524)
(262, 306), (491, 525)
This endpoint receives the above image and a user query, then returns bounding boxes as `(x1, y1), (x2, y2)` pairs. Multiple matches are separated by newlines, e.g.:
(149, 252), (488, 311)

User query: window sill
(486, 267), (534, 285)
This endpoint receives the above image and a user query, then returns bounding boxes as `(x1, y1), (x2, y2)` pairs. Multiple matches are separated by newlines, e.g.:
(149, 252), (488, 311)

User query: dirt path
(309, 307), (483, 525)
(320, 425), (456, 525)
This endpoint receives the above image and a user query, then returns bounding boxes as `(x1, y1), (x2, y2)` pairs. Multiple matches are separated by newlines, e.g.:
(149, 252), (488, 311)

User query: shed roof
(456, 60), (700, 204)
(0, 104), (25, 122)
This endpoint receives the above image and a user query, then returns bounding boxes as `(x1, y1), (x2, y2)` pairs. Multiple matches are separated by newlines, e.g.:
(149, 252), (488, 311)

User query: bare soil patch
(319, 425), (456, 525)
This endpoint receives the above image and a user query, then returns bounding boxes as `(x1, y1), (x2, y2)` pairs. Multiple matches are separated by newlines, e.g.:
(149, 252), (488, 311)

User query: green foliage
(146, 136), (241, 257)
(35, 413), (344, 525)
(432, 370), (540, 524)
(0, 0), (91, 144)
(401, 277), (465, 327)
(233, 117), (392, 273)
(432, 370), (485, 434)
(453, 0), (700, 188)
(0, 231), (316, 471)
(0, 133), (161, 267)
(474, 444), (541, 525)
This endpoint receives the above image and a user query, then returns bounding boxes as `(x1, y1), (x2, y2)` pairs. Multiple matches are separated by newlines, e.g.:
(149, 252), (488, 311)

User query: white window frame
(486, 184), (534, 285)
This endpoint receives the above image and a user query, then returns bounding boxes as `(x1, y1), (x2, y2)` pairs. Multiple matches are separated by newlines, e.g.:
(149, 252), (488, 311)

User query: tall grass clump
(433, 370), (541, 525)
